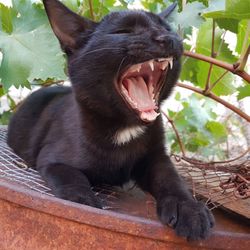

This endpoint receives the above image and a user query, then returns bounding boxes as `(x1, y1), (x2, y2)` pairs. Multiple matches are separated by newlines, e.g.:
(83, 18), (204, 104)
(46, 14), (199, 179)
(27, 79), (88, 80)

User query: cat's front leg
(134, 153), (214, 240)
(37, 163), (103, 208)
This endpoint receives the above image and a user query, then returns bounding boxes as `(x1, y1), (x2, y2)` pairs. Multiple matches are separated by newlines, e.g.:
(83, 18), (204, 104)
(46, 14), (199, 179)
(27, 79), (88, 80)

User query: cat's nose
(153, 34), (174, 49)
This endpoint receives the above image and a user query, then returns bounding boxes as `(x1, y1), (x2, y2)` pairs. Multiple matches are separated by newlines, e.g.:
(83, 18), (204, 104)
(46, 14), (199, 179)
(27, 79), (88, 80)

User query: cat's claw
(54, 184), (104, 209)
(157, 196), (215, 241)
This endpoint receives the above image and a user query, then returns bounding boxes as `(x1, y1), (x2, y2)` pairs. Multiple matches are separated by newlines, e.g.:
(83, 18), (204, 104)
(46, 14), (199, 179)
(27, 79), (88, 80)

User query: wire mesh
(0, 128), (54, 196)
(173, 153), (250, 216)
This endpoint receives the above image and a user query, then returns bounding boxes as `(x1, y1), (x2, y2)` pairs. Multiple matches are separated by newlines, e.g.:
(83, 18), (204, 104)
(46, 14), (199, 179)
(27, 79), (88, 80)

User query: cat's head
(43, 0), (183, 124)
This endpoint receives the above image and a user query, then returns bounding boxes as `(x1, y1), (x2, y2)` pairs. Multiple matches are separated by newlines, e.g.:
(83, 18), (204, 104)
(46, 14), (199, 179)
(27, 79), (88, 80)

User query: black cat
(7, 0), (214, 240)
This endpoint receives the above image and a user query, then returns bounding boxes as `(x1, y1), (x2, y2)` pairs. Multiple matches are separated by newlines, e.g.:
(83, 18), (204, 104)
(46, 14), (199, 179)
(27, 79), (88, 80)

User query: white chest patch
(114, 126), (146, 145)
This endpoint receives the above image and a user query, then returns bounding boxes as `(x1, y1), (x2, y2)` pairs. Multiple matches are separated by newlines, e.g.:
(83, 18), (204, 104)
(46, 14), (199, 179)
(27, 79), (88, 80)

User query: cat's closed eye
(112, 29), (133, 34)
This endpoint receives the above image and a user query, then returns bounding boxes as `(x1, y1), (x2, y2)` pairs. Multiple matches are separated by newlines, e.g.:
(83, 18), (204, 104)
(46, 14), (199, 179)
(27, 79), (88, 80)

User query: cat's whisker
(81, 48), (124, 57)
(116, 56), (128, 77)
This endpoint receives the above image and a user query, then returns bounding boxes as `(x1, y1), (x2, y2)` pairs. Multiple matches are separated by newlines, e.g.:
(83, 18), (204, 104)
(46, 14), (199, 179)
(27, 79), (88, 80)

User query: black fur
(7, 0), (214, 240)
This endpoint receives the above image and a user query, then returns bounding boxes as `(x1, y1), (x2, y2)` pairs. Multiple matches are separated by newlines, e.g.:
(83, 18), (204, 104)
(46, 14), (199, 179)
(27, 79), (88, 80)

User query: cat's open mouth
(117, 57), (173, 122)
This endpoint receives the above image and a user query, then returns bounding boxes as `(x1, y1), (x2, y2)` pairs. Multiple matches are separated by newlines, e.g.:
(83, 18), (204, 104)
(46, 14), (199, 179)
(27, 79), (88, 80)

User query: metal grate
(0, 128), (53, 196)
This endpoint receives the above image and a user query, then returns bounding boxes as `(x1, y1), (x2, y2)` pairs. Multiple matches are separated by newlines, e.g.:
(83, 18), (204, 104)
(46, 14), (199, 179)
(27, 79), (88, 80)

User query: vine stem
(162, 110), (186, 156)
(177, 147), (250, 165)
(176, 82), (250, 122)
(88, 0), (94, 21)
(206, 70), (228, 93)
(183, 50), (250, 83)
(238, 45), (250, 72)
(204, 20), (216, 94)
(237, 20), (250, 71)
(182, 0), (187, 9)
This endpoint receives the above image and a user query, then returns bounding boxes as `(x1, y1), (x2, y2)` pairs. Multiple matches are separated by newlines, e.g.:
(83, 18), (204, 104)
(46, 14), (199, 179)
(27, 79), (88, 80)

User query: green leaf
(198, 1), (238, 33)
(11, 0), (48, 32)
(0, 86), (4, 97)
(203, 0), (250, 20)
(167, 109), (176, 119)
(196, 20), (237, 63)
(202, 0), (250, 32)
(226, 0), (250, 19)
(0, 110), (11, 125)
(62, 0), (80, 12)
(203, 10), (248, 20)
(0, 3), (13, 33)
(141, 0), (166, 13)
(237, 84), (250, 100)
(205, 121), (227, 139)
(236, 20), (250, 54)
(0, 50), (2, 68)
(175, 91), (181, 101)
(215, 18), (239, 33)
(186, 132), (210, 152)
(171, 94), (215, 132)
(197, 63), (236, 95)
(7, 94), (16, 110)
(181, 57), (199, 83)
(0, 0), (67, 90)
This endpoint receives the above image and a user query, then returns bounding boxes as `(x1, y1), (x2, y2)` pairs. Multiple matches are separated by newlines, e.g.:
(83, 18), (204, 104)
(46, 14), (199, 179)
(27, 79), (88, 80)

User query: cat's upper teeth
(130, 64), (141, 73)
(169, 58), (173, 69)
(159, 60), (169, 71)
(149, 60), (154, 71)
(157, 57), (173, 70)
(157, 58), (168, 62)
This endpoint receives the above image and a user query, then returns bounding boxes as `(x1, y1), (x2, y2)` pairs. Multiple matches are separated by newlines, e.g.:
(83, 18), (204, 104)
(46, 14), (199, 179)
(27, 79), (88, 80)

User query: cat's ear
(43, 0), (97, 53)
(159, 2), (177, 19)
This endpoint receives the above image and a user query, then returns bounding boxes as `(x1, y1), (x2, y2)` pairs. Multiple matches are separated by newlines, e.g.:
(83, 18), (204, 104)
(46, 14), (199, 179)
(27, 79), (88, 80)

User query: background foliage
(0, 0), (249, 160)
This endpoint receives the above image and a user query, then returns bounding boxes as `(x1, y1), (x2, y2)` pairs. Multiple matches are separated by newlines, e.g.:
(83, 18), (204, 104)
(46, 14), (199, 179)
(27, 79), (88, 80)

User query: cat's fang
(156, 57), (173, 70)
(149, 60), (154, 71)
(169, 58), (173, 69)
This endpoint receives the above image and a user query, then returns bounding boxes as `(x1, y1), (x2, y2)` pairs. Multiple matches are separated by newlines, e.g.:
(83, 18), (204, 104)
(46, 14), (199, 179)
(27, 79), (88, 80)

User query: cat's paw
(54, 184), (103, 209)
(157, 196), (215, 241)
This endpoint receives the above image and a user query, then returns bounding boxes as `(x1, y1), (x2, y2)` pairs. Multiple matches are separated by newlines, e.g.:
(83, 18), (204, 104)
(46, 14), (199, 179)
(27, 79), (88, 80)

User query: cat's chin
(116, 57), (173, 123)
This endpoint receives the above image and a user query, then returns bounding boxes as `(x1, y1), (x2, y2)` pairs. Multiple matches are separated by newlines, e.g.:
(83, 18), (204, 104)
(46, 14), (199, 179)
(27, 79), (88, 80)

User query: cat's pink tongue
(123, 77), (159, 122)
(125, 77), (156, 111)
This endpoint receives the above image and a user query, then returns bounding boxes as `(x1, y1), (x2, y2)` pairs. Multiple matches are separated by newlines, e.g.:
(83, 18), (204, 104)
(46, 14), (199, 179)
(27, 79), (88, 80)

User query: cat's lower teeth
(140, 110), (160, 122)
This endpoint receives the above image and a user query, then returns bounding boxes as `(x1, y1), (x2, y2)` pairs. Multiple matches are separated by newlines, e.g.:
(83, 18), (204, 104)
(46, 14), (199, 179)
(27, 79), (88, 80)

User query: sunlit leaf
(205, 121), (227, 139)
(203, 0), (250, 20)
(237, 84), (250, 100)
(202, 0), (250, 33)
(236, 20), (250, 54)
(0, 0), (66, 90)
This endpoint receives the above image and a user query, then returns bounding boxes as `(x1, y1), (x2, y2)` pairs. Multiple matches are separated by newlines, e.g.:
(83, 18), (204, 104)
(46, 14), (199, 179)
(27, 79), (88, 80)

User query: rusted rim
(0, 179), (249, 249)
